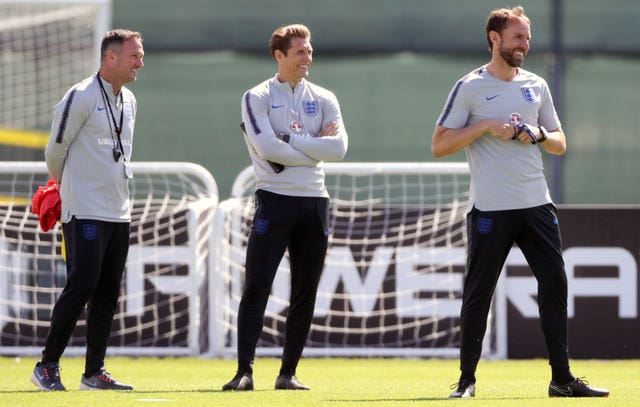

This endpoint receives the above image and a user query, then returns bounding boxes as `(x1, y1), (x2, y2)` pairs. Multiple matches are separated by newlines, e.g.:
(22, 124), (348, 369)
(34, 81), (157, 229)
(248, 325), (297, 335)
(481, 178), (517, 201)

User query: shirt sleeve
(287, 92), (348, 161)
(45, 87), (91, 182)
(436, 79), (470, 129)
(241, 90), (319, 166)
(537, 80), (562, 130)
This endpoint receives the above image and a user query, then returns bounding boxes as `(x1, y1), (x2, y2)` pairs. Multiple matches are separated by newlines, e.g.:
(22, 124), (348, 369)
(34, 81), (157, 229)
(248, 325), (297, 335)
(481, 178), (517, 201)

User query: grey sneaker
(30, 361), (66, 391)
(449, 379), (475, 398)
(79, 368), (133, 390)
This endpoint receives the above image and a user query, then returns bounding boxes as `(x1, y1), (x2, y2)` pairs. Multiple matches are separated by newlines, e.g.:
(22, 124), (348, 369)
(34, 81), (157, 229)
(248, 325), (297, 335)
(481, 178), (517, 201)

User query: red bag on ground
(31, 179), (61, 232)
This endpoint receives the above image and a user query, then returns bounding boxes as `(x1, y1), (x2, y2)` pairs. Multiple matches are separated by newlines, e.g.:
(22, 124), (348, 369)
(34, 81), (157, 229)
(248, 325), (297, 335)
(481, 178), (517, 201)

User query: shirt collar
(273, 73), (305, 92)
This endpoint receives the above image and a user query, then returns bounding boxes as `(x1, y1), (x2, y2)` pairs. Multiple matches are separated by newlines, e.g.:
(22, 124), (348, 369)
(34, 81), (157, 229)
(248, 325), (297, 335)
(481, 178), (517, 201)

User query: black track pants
(237, 189), (329, 374)
(42, 217), (130, 376)
(459, 204), (569, 374)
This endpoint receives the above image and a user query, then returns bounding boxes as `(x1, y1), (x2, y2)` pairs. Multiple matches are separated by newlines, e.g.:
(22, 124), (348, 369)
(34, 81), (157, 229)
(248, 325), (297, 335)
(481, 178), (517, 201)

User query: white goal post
(210, 162), (507, 359)
(0, 161), (218, 356)
(0, 0), (110, 133)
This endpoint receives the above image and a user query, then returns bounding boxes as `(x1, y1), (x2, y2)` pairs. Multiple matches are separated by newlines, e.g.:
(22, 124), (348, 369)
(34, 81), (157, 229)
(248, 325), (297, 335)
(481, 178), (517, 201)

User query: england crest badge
(83, 223), (98, 240)
(302, 100), (318, 116)
(521, 87), (539, 104)
(254, 218), (269, 235)
(477, 217), (493, 235)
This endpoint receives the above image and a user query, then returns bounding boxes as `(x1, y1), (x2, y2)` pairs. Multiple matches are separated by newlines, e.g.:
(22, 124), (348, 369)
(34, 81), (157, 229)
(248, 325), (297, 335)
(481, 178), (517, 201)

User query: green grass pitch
(1, 357), (636, 406)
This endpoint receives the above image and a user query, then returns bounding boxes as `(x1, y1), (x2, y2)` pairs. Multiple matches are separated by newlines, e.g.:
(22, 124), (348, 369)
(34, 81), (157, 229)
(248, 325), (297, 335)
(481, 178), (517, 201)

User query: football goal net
(0, 0), (110, 145)
(0, 161), (218, 356)
(211, 162), (506, 359)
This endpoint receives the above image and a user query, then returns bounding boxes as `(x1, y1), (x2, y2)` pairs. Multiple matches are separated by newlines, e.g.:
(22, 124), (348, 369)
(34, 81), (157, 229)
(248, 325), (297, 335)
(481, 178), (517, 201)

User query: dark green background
(109, 1), (639, 202)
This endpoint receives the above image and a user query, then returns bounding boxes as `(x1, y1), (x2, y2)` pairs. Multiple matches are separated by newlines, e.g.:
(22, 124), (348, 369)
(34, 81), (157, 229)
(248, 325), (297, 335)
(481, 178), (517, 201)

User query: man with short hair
(31, 28), (144, 391)
(222, 23), (348, 391)
(432, 6), (609, 399)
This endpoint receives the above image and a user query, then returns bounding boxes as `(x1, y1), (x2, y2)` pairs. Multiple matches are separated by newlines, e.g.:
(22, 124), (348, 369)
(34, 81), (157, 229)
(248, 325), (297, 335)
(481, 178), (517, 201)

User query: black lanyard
(96, 73), (125, 161)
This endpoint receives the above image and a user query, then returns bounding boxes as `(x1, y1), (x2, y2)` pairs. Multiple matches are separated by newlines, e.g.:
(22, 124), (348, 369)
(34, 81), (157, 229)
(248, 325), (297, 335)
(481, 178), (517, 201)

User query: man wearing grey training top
(432, 6), (608, 399)
(31, 29), (143, 392)
(223, 23), (348, 391)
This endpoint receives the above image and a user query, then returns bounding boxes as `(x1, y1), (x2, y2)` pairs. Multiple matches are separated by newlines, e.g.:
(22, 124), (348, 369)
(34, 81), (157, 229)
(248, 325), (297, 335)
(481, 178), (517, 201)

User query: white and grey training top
(436, 65), (561, 212)
(45, 73), (136, 222)
(241, 74), (348, 198)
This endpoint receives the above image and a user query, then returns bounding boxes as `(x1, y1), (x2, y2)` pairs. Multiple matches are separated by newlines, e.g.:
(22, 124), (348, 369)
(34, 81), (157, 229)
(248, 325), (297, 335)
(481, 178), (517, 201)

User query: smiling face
(99, 31), (144, 94)
(113, 37), (145, 84)
(275, 36), (313, 86)
(492, 17), (530, 68)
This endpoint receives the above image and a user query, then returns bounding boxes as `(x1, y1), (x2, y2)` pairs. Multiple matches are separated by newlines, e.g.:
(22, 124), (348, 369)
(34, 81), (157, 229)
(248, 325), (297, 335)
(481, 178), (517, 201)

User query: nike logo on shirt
(271, 104), (285, 109)
(485, 95), (499, 101)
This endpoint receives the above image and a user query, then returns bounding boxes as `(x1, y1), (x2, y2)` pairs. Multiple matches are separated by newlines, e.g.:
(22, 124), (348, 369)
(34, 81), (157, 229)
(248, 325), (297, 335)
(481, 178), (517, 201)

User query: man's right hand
(318, 121), (339, 137)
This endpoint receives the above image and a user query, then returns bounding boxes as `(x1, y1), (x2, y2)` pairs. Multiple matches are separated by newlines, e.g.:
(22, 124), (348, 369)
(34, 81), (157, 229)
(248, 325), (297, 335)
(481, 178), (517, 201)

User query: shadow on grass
(325, 396), (544, 402)
(1, 388), (272, 394)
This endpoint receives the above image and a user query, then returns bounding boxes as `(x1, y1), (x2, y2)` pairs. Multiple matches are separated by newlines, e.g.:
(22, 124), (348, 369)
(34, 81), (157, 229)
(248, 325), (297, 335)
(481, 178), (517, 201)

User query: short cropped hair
(100, 29), (143, 62)
(269, 24), (311, 59)
(485, 6), (530, 51)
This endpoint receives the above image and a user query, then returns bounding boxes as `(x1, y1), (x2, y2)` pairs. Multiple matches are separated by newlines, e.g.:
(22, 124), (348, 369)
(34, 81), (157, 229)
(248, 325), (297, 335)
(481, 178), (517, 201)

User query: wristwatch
(538, 126), (548, 143)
